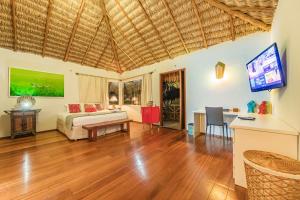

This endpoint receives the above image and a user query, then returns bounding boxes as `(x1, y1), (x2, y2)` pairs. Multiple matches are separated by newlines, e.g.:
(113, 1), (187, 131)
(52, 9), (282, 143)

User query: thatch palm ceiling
(0, 0), (278, 73)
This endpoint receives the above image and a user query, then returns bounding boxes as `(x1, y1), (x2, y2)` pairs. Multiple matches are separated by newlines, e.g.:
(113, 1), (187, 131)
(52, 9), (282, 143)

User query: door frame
(159, 68), (186, 129)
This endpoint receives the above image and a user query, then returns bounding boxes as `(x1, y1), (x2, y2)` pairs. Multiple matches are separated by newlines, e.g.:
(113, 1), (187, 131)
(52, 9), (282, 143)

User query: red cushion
(94, 103), (104, 111)
(84, 104), (97, 112)
(68, 104), (81, 113)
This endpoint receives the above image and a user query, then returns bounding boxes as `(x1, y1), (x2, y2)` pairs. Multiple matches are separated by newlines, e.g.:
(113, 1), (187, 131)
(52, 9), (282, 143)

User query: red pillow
(94, 103), (104, 111)
(84, 104), (97, 112)
(68, 104), (81, 113)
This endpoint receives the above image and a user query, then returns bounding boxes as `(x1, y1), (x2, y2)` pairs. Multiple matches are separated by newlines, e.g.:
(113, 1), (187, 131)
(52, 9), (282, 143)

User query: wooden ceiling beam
(230, 15), (235, 41)
(161, 0), (189, 53)
(42, 0), (53, 57)
(107, 14), (146, 66)
(136, 0), (172, 59)
(191, 0), (207, 48)
(114, 0), (159, 63)
(81, 16), (104, 65)
(100, 0), (121, 73)
(64, 0), (85, 61)
(203, 0), (270, 31)
(111, 32), (138, 69)
(96, 39), (109, 69)
(10, 0), (17, 51)
(230, 6), (275, 13)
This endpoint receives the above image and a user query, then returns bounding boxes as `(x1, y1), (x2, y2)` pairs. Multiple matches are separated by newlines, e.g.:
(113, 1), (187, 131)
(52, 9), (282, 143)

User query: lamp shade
(110, 95), (118, 102)
(215, 62), (225, 79)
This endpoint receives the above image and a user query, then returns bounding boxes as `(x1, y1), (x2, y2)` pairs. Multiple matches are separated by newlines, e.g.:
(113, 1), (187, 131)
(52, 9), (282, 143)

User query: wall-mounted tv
(246, 43), (286, 92)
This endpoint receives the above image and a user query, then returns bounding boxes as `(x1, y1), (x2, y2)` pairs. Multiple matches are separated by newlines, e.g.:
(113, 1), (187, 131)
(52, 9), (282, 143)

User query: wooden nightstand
(4, 109), (41, 139)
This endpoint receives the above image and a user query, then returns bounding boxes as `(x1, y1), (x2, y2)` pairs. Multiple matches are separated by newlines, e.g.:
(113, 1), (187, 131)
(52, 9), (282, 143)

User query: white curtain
(78, 75), (108, 107)
(141, 73), (152, 106)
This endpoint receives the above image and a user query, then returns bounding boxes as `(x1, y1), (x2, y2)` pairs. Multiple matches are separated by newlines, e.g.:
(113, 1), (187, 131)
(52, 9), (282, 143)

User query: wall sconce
(215, 62), (226, 79)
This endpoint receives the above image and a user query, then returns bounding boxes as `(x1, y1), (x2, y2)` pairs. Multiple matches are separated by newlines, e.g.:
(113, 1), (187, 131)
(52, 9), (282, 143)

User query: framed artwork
(123, 79), (142, 105)
(9, 67), (64, 97)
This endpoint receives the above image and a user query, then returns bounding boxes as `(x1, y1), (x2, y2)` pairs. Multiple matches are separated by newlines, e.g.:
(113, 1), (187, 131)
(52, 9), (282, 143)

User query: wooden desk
(230, 115), (299, 188)
(193, 110), (240, 137)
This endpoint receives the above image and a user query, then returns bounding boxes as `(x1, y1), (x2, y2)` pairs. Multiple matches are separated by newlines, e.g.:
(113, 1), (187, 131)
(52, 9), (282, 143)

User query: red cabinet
(141, 106), (160, 124)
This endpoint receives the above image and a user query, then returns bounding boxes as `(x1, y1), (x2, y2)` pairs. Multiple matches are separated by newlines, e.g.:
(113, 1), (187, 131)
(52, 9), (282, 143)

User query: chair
(205, 107), (228, 138)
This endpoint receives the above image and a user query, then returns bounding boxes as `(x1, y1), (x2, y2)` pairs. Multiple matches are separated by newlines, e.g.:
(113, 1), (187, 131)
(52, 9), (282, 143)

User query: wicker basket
(243, 150), (300, 200)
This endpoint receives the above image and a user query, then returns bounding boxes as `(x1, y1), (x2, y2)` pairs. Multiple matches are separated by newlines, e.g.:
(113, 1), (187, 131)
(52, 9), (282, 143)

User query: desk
(193, 110), (241, 137)
(230, 115), (299, 188)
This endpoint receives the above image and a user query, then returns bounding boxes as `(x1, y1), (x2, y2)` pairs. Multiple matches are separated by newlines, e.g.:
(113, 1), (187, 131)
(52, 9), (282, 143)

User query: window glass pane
(108, 82), (119, 105)
(123, 80), (142, 105)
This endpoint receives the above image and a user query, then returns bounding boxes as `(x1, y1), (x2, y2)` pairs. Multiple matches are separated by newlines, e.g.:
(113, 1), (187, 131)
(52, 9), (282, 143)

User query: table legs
(88, 129), (97, 141)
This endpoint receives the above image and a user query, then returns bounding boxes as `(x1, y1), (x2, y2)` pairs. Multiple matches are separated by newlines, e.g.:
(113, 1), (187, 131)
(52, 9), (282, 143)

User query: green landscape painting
(10, 68), (64, 97)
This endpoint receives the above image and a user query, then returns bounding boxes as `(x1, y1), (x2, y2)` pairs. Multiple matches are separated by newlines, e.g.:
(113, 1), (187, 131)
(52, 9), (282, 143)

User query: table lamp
(110, 95), (118, 109)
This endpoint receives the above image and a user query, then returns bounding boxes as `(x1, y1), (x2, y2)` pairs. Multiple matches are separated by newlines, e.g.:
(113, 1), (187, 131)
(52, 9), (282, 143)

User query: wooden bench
(82, 119), (132, 141)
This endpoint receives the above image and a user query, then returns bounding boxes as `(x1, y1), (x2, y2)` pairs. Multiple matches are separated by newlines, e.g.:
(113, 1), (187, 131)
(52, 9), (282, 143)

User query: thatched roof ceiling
(0, 0), (278, 73)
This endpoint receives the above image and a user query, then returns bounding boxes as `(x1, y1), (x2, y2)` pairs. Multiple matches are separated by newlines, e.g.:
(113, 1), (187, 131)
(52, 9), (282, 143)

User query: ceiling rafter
(136, 0), (172, 59)
(230, 15), (235, 41)
(191, 0), (207, 48)
(10, 0), (17, 51)
(114, 0), (159, 63)
(64, 0), (85, 61)
(107, 14), (146, 66)
(231, 6), (275, 12)
(116, 42), (138, 69)
(42, 0), (53, 57)
(112, 38), (138, 69)
(161, 0), (189, 53)
(96, 39), (110, 69)
(81, 16), (104, 65)
(203, 0), (271, 31)
(100, 0), (121, 73)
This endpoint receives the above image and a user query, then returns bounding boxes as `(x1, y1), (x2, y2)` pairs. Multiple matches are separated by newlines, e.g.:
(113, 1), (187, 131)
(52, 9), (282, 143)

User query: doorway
(160, 69), (186, 130)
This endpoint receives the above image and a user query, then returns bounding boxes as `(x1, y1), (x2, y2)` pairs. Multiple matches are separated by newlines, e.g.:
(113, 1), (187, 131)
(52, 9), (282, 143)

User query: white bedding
(57, 110), (128, 140)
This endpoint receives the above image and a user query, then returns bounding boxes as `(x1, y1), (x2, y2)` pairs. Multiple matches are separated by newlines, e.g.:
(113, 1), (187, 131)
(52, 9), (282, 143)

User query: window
(108, 82), (119, 105)
(123, 79), (142, 105)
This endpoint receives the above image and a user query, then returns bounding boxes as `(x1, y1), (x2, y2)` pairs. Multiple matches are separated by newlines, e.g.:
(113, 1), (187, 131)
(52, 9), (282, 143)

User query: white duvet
(58, 110), (128, 127)
(57, 110), (128, 140)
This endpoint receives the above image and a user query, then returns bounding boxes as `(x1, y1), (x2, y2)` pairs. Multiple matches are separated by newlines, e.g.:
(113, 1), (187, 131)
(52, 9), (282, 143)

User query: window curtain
(78, 75), (108, 107)
(141, 73), (152, 106)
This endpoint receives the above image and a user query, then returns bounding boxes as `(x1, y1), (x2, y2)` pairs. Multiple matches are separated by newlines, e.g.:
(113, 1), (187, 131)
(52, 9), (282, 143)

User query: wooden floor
(0, 122), (247, 200)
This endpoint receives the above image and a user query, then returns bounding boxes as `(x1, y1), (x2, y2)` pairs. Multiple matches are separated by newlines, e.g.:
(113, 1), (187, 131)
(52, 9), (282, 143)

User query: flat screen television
(246, 43), (286, 92)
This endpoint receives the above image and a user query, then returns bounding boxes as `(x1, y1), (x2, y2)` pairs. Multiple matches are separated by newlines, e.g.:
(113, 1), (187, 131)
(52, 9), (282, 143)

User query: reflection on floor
(0, 122), (247, 200)
(163, 120), (181, 130)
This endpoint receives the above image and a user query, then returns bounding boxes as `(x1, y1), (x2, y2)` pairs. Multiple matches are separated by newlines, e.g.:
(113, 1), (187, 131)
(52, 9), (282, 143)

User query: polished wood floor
(0, 123), (247, 200)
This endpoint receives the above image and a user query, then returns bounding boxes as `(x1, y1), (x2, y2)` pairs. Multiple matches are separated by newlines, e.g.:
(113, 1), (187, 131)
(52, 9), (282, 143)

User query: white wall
(121, 32), (271, 127)
(270, 0), (300, 131)
(0, 48), (120, 137)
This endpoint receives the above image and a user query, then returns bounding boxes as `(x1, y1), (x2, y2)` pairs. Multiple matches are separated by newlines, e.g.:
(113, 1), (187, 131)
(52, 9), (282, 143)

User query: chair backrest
(205, 107), (224, 126)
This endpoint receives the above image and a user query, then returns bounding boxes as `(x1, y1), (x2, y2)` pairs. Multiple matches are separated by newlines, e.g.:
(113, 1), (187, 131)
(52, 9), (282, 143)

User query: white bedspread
(58, 110), (127, 126)
(57, 110), (128, 140)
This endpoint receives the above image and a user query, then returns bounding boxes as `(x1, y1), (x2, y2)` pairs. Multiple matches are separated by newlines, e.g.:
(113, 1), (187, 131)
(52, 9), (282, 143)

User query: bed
(57, 110), (128, 140)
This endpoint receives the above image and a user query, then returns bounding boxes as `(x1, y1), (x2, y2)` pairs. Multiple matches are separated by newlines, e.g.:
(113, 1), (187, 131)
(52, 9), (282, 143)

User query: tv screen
(246, 43), (286, 92)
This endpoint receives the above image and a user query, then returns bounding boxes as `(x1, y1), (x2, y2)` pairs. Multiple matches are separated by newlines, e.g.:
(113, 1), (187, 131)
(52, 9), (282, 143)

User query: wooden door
(160, 69), (186, 130)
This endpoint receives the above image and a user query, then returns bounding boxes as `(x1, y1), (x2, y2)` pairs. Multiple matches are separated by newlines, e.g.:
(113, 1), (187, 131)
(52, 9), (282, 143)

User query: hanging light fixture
(215, 62), (226, 79)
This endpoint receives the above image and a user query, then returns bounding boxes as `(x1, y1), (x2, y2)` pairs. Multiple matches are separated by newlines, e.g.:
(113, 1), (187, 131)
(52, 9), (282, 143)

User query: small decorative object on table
(16, 96), (36, 110)
(258, 101), (267, 114)
(247, 100), (257, 113)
